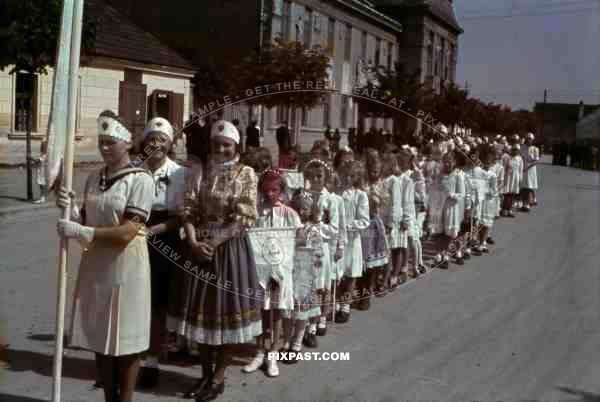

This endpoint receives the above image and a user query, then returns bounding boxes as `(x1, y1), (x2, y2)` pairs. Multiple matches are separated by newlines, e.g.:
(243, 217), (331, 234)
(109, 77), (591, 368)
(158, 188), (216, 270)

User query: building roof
(371, 0), (463, 34)
(534, 102), (600, 122)
(85, 0), (195, 71)
(336, 0), (404, 33)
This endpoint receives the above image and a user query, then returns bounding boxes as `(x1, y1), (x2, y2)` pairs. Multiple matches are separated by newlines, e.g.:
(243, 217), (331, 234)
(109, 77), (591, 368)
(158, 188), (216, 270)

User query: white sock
(283, 341), (290, 350)
(335, 303), (341, 311)
(308, 323), (317, 334)
(341, 303), (350, 313)
(318, 316), (327, 327)
(434, 254), (442, 262)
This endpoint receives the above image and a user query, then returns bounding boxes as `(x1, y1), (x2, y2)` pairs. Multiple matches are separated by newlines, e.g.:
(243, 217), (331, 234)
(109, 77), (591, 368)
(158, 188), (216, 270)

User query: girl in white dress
(502, 144), (523, 217)
(336, 159), (369, 323)
(520, 133), (540, 211)
(301, 159), (339, 346)
(243, 169), (301, 377)
(380, 151), (403, 291)
(476, 145), (499, 253)
(56, 110), (155, 402)
(361, 150), (391, 304)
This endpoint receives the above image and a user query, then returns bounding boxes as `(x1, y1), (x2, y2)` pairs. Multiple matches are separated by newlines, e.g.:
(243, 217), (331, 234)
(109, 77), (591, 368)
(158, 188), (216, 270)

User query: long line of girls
(55, 111), (540, 402)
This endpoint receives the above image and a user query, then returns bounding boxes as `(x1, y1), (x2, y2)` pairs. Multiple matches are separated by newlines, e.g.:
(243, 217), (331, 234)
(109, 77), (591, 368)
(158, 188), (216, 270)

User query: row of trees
(355, 62), (537, 139)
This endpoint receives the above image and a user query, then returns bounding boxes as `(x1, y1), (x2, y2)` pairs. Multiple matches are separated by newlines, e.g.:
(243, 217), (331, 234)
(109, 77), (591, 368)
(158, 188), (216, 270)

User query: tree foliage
(229, 38), (331, 110)
(0, 0), (97, 74)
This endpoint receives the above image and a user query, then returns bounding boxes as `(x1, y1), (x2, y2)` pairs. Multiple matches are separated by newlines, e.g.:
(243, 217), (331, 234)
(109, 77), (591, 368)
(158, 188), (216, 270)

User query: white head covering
(144, 117), (174, 141)
(526, 132), (535, 140)
(211, 120), (240, 144)
(97, 112), (132, 142)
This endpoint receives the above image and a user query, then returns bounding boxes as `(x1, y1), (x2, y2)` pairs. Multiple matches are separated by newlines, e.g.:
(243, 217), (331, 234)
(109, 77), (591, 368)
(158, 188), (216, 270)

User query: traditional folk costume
(184, 122), (263, 346)
(68, 115), (155, 356)
(362, 178), (391, 270)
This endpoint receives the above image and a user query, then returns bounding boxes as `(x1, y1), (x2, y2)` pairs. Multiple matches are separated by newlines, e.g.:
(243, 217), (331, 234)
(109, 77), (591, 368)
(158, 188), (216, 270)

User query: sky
(453, 0), (600, 110)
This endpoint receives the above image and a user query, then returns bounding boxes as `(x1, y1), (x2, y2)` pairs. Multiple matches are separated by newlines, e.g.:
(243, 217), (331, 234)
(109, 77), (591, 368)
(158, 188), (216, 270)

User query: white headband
(144, 117), (174, 141)
(211, 120), (240, 144)
(97, 114), (131, 142)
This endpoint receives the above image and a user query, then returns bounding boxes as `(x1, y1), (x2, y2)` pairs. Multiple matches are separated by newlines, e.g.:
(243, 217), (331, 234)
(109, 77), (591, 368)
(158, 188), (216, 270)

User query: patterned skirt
(185, 225), (263, 346)
(362, 217), (389, 269)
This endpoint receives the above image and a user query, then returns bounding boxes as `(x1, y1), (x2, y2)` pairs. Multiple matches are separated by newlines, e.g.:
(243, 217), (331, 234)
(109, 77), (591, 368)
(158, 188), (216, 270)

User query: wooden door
(119, 81), (147, 145)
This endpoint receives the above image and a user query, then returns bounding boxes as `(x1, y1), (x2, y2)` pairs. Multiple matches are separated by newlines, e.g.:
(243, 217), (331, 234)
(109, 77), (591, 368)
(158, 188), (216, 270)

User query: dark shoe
(181, 377), (211, 399)
(356, 297), (371, 311)
(481, 246), (489, 254)
(440, 260), (449, 269)
(455, 257), (465, 266)
(93, 380), (104, 389)
(463, 253), (471, 260)
(520, 206), (530, 212)
(138, 366), (159, 389)
(281, 348), (300, 365)
(303, 332), (318, 348)
(335, 311), (350, 323)
(507, 212), (515, 218)
(196, 381), (225, 402)
(471, 249), (482, 256)
(486, 237), (495, 245)
(316, 325), (327, 336)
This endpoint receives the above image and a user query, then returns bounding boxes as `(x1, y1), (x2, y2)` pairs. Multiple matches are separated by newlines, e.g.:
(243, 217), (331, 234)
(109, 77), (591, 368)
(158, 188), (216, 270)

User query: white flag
(246, 226), (297, 289)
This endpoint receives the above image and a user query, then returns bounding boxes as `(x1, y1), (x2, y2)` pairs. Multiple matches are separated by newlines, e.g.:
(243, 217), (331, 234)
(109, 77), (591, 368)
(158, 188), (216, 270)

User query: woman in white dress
(56, 110), (155, 402)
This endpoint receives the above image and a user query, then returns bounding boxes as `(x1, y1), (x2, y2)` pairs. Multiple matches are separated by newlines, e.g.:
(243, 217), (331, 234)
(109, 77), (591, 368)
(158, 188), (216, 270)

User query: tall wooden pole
(52, 0), (84, 401)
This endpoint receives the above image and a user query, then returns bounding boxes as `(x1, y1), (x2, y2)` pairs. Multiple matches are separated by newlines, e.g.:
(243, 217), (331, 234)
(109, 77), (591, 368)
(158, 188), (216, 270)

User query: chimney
(578, 100), (584, 120)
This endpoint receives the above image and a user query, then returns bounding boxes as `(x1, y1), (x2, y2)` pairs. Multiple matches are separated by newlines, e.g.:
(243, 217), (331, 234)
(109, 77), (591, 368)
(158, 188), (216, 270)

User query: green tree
(0, 0), (96, 199)
(352, 62), (434, 142)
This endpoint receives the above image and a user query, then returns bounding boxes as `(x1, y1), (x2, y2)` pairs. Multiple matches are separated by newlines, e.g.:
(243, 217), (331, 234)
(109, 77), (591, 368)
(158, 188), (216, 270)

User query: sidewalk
(0, 166), (98, 218)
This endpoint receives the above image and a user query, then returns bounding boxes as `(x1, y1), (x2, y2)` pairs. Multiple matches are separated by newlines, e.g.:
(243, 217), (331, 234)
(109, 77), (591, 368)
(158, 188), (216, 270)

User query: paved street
(1, 161), (600, 402)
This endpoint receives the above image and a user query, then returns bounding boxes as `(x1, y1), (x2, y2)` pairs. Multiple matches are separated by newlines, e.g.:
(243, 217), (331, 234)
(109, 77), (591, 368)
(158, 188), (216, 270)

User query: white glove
(56, 187), (81, 222)
(57, 219), (95, 246)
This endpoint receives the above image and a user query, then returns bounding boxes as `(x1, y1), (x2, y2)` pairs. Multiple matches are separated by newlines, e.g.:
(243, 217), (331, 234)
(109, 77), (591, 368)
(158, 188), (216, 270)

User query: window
(344, 24), (352, 61)
(449, 44), (456, 81)
(302, 108), (309, 126)
(375, 38), (381, 66)
(303, 7), (312, 46)
(322, 98), (330, 126)
(277, 105), (289, 124)
(14, 72), (38, 132)
(282, 0), (291, 40)
(440, 37), (446, 78)
(361, 31), (367, 60)
(341, 95), (349, 128)
(327, 17), (335, 56)
(387, 42), (393, 70)
(426, 32), (434, 77)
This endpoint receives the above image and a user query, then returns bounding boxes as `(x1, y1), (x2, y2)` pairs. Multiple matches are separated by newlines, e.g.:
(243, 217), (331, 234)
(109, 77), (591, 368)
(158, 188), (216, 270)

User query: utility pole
(540, 88), (547, 142)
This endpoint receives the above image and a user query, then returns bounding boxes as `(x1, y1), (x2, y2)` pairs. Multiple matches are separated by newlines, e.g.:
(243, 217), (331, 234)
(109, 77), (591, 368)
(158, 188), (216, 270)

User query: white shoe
(242, 353), (265, 373)
(265, 355), (279, 377)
